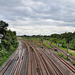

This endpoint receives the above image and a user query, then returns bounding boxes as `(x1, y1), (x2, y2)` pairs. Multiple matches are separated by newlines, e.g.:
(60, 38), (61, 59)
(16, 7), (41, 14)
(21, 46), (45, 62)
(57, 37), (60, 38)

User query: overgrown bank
(0, 21), (19, 66)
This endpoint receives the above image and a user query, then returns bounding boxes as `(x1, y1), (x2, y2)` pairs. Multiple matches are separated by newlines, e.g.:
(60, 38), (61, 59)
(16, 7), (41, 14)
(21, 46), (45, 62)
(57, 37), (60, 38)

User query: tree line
(21, 32), (75, 50)
(0, 20), (18, 57)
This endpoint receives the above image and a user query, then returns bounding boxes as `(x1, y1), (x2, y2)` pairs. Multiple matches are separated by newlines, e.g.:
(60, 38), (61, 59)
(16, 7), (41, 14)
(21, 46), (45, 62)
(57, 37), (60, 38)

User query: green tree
(61, 32), (73, 43)
(51, 34), (61, 38)
(0, 20), (8, 35)
(69, 36), (75, 50)
(60, 38), (67, 48)
(52, 38), (58, 43)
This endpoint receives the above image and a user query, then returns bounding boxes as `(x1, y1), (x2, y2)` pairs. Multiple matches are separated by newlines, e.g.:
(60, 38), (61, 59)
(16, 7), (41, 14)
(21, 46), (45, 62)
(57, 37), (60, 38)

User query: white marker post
(0, 34), (3, 43)
(0, 34), (3, 48)
(0, 39), (1, 44)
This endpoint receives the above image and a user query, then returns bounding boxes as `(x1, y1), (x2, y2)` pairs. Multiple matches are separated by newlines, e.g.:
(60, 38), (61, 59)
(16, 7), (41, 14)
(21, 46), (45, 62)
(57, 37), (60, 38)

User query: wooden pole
(9, 30), (11, 51)
(50, 38), (52, 46)
(67, 43), (69, 60)
(58, 38), (60, 47)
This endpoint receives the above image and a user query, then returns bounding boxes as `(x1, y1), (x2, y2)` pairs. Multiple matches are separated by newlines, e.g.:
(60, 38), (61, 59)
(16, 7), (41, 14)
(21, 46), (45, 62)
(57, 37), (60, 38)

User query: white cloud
(8, 25), (75, 35)
(0, 0), (75, 35)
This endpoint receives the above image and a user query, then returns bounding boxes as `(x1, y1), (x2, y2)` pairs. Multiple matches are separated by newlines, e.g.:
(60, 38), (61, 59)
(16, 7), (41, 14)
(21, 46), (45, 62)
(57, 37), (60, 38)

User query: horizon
(17, 31), (75, 36)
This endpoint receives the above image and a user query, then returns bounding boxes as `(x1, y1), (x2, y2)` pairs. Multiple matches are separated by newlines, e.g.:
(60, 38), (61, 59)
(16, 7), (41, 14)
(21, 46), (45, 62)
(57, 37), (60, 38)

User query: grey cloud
(0, 0), (21, 7)
(0, 0), (75, 35)
(32, 0), (75, 23)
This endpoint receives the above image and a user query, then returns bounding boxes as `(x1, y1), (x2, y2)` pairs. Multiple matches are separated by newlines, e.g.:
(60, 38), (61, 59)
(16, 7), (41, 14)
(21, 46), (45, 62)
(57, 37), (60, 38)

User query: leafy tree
(51, 34), (61, 38)
(61, 32), (73, 43)
(13, 31), (16, 35)
(52, 38), (58, 43)
(0, 20), (8, 35)
(60, 38), (67, 48)
(69, 36), (75, 50)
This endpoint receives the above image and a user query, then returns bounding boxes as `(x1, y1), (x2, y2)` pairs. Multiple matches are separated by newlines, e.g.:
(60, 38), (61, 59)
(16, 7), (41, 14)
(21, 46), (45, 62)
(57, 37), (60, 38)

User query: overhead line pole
(9, 30), (11, 51)
(67, 43), (69, 60)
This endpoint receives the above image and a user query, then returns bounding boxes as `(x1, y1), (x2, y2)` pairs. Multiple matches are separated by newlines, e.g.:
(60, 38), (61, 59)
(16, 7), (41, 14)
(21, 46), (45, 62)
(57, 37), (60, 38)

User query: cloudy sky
(0, 0), (75, 35)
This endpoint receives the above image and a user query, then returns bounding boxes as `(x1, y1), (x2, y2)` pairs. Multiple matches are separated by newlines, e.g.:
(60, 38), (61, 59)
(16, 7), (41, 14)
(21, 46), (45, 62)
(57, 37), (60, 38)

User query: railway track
(25, 42), (63, 75)
(30, 43), (64, 75)
(53, 53), (75, 73)
(24, 42), (45, 75)
(46, 41), (75, 62)
(0, 48), (19, 75)
(35, 42), (75, 74)
(40, 44), (75, 73)
(0, 40), (75, 75)
(39, 42), (75, 74)
(0, 41), (26, 75)
(11, 42), (26, 75)
(30, 41), (75, 75)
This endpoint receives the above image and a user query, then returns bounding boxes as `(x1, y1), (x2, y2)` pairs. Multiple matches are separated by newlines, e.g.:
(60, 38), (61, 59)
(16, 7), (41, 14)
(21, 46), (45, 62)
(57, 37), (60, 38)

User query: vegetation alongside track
(21, 35), (75, 57)
(43, 41), (52, 48)
(0, 21), (18, 66)
(20, 32), (75, 50)
(30, 46), (34, 52)
(56, 51), (75, 66)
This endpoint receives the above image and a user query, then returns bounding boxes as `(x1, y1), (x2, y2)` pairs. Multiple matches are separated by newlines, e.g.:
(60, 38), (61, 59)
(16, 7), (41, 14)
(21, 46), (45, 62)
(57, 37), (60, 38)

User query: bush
(52, 38), (58, 43)
(60, 38), (67, 48)
(69, 37), (75, 50)
(0, 49), (9, 57)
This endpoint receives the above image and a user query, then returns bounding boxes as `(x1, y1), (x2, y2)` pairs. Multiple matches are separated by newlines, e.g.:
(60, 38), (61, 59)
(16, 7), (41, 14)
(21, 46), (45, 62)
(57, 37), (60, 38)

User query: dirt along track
(0, 40), (75, 75)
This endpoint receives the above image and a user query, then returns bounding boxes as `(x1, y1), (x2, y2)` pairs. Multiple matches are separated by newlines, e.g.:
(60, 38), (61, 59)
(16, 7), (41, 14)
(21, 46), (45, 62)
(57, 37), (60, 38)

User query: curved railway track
(0, 41), (26, 75)
(38, 42), (75, 74)
(11, 42), (26, 75)
(40, 44), (75, 74)
(25, 42), (64, 75)
(46, 41), (75, 62)
(53, 53), (75, 73)
(0, 49), (19, 75)
(0, 40), (75, 75)
(34, 41), (75, 74)
(28, 41), (75, 75)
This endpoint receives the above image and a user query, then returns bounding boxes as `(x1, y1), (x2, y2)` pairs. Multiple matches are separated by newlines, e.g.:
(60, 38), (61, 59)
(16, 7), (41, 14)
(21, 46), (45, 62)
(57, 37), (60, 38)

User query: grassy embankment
(43, 40), (75, 66)
(56, 51), (75, 66)
(0, 31), (19, 67)
(52, 42), (75, 57)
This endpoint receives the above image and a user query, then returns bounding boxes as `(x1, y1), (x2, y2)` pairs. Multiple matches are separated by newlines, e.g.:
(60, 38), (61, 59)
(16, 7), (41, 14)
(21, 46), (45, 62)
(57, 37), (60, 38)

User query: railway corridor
(0, 40), (75, 75)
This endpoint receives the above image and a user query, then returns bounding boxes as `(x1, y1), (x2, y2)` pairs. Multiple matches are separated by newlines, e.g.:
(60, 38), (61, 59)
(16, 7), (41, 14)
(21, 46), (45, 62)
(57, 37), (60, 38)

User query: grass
(52, 42), (75, 57)
(0, 52), (11, 67)
(69, 51), (75, 57)
(22, 37), (75, 57)
(23, 37), (41, 42)
(57, 46), (75, 57)
(56, 51), (75, 66)
(34, 43), (43, 48)
(56, 51), (70, 60)
(0, 56), (9, 67)
(0, 44), (19, 67)
(38, 45), (43, 48)
(43, 41), (53, 48)
(71, 61), (75, 66)
(43, 40), (75, 65)
(30, 46), (34, 52)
